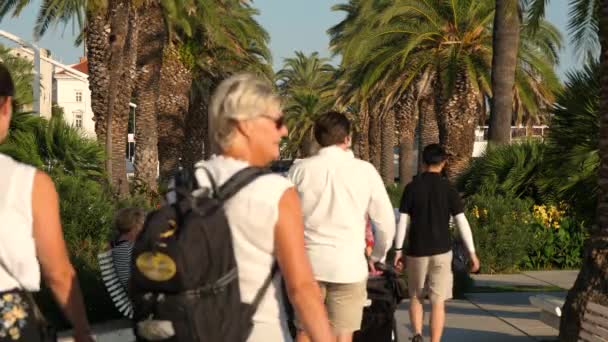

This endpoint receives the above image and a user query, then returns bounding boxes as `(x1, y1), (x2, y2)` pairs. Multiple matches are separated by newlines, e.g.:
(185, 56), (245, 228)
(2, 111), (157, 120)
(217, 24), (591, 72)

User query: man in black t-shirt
(393, 144), (480, 342)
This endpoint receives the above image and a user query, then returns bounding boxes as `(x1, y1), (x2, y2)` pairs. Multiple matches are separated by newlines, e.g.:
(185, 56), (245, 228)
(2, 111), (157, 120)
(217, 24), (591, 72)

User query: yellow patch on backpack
(136, 252), (177, 282)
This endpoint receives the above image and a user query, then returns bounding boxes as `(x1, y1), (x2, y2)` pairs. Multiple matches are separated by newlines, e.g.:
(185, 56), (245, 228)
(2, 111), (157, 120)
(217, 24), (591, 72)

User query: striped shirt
(111, 239), (133, 289)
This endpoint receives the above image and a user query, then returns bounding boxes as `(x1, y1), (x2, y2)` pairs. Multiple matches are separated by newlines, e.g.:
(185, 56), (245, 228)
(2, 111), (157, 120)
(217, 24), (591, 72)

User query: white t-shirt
(194, 155), (293, 341)
(288, 146), (396, 283)
(0, 154), (40, 291)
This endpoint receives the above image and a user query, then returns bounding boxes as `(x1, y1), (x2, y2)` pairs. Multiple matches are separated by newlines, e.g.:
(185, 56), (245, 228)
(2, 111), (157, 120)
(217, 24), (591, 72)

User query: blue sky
(0, 0), (582, 79)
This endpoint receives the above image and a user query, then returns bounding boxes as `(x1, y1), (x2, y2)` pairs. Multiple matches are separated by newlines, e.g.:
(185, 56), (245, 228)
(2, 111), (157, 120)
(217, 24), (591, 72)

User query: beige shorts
(406, 251), (453, 303)
(296, 280), (367, 334)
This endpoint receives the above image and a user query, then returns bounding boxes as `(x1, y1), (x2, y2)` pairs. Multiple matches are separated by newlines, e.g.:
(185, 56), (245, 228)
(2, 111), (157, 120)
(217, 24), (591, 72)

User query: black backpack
(130, 166), (277, 342)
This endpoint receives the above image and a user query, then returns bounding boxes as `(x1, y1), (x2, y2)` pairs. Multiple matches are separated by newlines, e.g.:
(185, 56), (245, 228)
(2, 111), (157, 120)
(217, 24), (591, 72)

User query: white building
(53, 58), (96, 137)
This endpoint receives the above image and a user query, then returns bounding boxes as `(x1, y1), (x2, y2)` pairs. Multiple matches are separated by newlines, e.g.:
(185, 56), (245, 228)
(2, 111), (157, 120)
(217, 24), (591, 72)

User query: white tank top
(0, 154), (41, 291)
(194, 156), (292, 335)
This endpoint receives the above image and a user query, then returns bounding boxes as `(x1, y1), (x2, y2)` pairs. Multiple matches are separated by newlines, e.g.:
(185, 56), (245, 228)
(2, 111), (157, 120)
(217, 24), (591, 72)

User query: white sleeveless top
(194, 155), (293, 341)
(0, 154), (41, 291)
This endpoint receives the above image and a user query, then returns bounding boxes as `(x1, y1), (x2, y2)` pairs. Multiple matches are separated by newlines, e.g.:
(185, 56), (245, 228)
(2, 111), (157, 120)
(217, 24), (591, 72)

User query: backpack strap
(250, 262), (279, 312)
(216, 167), (269, 202)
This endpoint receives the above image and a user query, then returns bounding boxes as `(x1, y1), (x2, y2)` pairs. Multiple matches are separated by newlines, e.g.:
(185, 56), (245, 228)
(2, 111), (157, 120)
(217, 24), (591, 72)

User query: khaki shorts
(406, 251), (453, 303)
(296, 280), (367, 334)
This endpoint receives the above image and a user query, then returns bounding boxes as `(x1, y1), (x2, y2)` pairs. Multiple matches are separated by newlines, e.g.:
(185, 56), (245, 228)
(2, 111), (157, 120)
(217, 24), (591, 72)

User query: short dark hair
(314, 111), (351, 147)
(113, 207), (146, 235)
(0, 63), (14, 107)
(422, 144), (449, 165)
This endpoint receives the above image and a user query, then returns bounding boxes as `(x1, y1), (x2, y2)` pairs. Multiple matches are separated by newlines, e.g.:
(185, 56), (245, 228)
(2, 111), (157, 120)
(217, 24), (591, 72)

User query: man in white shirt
(288, 111), (396, 342)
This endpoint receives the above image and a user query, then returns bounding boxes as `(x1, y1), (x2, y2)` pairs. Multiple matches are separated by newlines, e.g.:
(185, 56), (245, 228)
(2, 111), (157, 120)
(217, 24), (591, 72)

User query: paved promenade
(58, 270), (578, 341)
(396, 270), (578, 341)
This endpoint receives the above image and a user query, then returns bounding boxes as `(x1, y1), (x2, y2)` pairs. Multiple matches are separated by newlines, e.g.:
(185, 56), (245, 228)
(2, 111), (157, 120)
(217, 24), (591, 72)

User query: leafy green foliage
(457, 140), (546, 202)
(277, 51), (338, 157)
(0, 112), (105, 179)
(539, 61), (599, 222)
(524, 216), (587, 270)
(465, 194), (539, 273)
(329, 0), (561, 124)
(524, 0), (599, 61)
(458, 62), (599, 224)
(40, 173), (119, 327)
(0, 45), (34, 108)
(1, 112), (136, 326)
(385, 183), (403, 208)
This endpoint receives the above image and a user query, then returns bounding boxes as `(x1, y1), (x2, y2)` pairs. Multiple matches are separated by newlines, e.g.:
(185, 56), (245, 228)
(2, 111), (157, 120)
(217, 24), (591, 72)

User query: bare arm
(32, 171), (93, 341)
(274, 187), (333, 342)
(367, 168), (396, 263)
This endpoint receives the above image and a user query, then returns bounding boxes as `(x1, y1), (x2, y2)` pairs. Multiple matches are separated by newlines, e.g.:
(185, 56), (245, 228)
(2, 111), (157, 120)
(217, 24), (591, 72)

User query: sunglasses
(260, 115), (285, 129)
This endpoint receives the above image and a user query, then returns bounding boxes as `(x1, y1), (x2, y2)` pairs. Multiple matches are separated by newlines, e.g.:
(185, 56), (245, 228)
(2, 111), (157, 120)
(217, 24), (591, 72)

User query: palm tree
(0, 45), (34, 108)
(526, 0), (599, 61)
(330, 0), (561, 181)
(161, 0), (272, 171)
(130, 2), (165, 193)
(488, 0), (520, 144)
(0, 112), (105, 179)
(277, 51), (337, 157)
(0, 0), (141, 195)
(553, 61), (604, 341)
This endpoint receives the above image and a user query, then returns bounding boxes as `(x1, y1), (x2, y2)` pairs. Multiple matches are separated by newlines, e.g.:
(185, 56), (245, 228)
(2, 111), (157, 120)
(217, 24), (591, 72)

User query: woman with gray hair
(194, 73), (333, 341)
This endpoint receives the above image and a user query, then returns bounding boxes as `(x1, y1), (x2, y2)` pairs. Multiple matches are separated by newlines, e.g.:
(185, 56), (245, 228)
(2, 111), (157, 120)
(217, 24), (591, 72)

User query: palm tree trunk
(439, 73), (479, 181)
(353, 109), (370, 161)
(97, 0), (139, 196)
(395, 90), (417, 187)
(417, 94), (440, 172)
(185, 88), (208, 167)
(157, 45), (192, 178)
(488, 0), (520, 144)
(369, 111), (382, 172)
(300, 129), (320, 158)
(380, 110), (395, 184)
(559, 2), (608, 339)
(133, 2), (165, 193)
(86, 13), (110, 142)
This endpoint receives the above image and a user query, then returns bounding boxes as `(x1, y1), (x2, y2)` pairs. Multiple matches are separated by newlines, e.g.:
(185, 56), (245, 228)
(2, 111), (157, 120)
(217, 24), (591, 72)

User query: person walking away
(194, 73), (333, 341)
(288, 111), (396, 342)
(393, 144), (480, 342)
(0, 63), (94, 341)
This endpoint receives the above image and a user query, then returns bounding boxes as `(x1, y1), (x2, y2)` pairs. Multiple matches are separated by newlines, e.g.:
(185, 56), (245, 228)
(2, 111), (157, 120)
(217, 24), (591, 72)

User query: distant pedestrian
(288, 111), (396, 342)
(393, 144), (480, 342)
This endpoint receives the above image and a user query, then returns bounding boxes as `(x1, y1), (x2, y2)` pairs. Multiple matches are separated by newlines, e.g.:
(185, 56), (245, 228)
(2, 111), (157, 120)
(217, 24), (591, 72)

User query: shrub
(539, 62), (599, 224)
(457, 140), (546, 202)
(385, 183), (403, 208)
(35, 174), (120, 329)
(465, 194), (539, 273)
(523, 204), (588, 270)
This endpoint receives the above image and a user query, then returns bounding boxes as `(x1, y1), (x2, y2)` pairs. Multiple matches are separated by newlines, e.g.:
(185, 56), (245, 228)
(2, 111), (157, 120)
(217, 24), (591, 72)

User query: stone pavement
(396, 270), (578, 341)
(57, 270), (578, 341)
(471, 270), (578, 290)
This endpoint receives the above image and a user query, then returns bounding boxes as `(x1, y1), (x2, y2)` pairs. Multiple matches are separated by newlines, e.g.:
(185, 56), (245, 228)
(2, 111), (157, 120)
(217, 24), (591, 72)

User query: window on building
(74, 111), (83, 128)
(75, 90), (83, 103)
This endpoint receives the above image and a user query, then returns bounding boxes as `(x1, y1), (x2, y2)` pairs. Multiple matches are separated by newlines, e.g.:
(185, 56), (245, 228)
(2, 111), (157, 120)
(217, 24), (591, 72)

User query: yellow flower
(8, 327), (20, 340)
(10, 307), (26, 320)
(2, 294), (13, 302)
(471, 206), (480, 219)
(2, 312), (15, 328)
